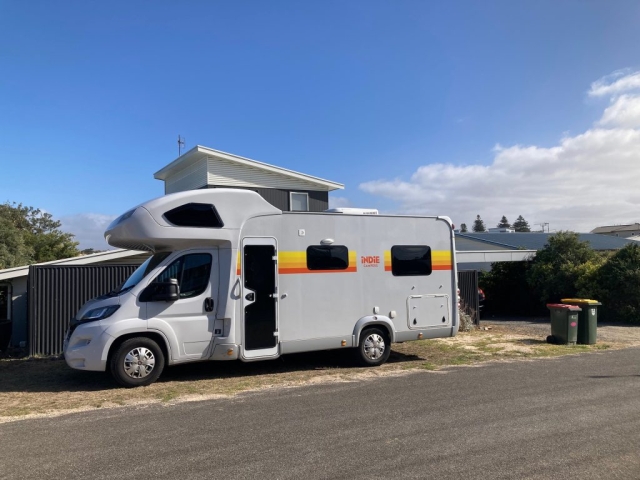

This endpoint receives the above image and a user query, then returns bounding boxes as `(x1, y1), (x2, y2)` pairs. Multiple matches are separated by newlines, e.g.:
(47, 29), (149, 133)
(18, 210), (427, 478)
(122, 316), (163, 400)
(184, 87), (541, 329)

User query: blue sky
(2, 1), (640, 248)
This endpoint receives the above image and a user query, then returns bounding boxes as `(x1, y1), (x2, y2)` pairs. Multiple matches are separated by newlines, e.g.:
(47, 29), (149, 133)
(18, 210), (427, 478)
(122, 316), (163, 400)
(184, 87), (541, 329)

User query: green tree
(472, 215), (486, 232)
(460, 223), (468, 233)
(527, 231), (602, 304)
(512, 215), (531, 232)
(497, 216), (510, 228)
(593, 244), (640, 323)
(0, 203), (79, 269)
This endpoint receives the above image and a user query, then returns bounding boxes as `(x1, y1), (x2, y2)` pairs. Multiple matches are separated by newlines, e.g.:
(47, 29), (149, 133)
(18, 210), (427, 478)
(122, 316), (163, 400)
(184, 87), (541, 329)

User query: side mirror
(141, 278), (180, 302)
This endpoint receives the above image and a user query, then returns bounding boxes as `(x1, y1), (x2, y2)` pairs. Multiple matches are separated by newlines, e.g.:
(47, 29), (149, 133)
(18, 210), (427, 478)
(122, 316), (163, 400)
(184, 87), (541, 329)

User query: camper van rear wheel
(356, 327), (391, 366)
(110, 337), (165, 388)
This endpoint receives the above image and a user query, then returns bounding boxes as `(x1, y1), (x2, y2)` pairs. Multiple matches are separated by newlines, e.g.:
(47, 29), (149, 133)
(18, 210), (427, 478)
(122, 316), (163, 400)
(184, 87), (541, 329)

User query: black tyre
(355, 327), (391, 366)
(109, 337), (165, 388)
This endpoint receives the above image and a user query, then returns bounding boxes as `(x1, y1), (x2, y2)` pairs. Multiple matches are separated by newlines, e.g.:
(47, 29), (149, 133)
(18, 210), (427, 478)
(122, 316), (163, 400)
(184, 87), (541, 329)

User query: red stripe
(279, 267), (358, 274)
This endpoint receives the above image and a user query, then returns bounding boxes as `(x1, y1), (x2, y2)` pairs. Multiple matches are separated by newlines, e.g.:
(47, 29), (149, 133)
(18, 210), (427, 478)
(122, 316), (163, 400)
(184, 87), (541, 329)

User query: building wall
(204, 185), (328, 212)
(600, 231), (640, 238)
(165, 158), (208, 194)
(206, 157), (322, 191)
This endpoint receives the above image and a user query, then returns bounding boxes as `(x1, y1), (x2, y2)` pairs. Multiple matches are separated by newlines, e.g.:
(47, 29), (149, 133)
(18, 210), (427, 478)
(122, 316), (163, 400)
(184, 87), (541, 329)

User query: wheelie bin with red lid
(546, 304), (581, 345)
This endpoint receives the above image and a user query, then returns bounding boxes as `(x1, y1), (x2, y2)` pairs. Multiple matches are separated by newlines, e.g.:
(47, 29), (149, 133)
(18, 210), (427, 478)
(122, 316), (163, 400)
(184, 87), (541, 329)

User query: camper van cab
(64, 189), (458, 387)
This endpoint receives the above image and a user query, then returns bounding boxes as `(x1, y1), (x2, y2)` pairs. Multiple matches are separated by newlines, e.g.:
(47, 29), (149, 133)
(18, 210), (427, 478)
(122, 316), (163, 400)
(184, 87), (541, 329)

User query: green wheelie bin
(546, 304), (581, 345)
(561, 298), (601, 345)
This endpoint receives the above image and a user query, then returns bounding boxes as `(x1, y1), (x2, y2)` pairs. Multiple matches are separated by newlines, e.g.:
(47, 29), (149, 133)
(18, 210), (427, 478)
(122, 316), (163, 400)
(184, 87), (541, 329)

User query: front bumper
(64, 324), (114, 371)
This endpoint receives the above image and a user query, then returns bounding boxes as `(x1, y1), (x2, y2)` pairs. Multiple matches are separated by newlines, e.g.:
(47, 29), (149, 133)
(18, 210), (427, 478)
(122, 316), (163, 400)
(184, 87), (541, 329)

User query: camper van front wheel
(356, 327), (391, 367)
(110, 337), (165, 388)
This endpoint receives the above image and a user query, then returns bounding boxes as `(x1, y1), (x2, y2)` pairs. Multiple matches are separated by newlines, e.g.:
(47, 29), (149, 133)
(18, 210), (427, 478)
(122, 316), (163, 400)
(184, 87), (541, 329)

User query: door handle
(245, 292), (255, 301)
(204, 297), (215, 312)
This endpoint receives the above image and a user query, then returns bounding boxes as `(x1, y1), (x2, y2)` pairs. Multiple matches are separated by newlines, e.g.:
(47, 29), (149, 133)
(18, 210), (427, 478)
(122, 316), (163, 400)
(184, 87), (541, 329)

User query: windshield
(117, 252), (172, 293)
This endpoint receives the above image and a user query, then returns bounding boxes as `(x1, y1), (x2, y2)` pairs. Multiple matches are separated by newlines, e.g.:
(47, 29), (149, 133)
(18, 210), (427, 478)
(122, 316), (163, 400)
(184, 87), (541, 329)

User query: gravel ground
(481, 316), (640, 344)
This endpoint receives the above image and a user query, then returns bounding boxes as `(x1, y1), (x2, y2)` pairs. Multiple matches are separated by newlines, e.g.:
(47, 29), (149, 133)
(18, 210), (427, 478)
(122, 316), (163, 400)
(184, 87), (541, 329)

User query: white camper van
(64, 189), (458, 387)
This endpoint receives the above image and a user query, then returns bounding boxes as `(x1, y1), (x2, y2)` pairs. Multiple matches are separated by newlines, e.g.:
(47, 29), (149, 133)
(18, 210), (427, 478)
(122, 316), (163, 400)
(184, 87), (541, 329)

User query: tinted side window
(152, 253), (212, 299)
(391, 246), (432, 276)
(164, 203), (223, 228)
(306, 246), (349, 270)
(179, 254), (212, 298)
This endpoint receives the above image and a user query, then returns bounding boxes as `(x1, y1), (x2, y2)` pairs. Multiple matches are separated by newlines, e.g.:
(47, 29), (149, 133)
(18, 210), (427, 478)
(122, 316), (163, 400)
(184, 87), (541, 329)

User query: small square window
(290, 192), (309, 212)
(391, 245), (432, 276)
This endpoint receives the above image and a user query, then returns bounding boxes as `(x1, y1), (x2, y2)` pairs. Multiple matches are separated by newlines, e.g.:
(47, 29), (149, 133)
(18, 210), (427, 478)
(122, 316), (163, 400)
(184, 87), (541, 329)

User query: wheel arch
(353, 316), (395, 346)
(106, 331), (171, 368)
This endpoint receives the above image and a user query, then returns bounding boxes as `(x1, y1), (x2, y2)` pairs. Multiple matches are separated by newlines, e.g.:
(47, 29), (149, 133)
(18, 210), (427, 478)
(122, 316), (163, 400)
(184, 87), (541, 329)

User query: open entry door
(242, 237), (279, 359)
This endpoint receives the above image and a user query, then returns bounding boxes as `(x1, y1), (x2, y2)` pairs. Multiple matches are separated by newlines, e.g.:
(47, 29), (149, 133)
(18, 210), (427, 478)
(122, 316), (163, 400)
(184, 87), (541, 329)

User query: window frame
(143, 252), (213, 301)
(306, 245), (350, 271)
(390, 245), (433, 277)
(289, 192), (309, 212)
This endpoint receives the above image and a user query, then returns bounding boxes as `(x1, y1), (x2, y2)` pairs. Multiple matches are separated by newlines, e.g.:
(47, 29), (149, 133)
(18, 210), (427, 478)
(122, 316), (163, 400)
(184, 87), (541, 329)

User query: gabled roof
(0, 249), (149, 281)
(154, 145), (344, 191)
(591, 223), (640, 234)
(457, 232), (634, 251)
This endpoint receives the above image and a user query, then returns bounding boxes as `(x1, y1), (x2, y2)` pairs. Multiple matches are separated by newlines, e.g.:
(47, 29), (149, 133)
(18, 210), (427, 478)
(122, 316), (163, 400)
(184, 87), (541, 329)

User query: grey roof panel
(457, 232), (633, 251)
(591, 223), (640, 234)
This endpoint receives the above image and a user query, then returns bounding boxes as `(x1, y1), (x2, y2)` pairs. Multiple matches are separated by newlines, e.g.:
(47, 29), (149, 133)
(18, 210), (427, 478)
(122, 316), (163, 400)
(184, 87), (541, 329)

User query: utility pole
(178, 135), (185, 156)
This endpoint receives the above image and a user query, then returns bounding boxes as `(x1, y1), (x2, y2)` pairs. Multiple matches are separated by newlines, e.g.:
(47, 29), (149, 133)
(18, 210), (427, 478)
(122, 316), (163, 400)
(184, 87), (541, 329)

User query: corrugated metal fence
(28, 265), (138, 356)
(458, 270), (480, 325)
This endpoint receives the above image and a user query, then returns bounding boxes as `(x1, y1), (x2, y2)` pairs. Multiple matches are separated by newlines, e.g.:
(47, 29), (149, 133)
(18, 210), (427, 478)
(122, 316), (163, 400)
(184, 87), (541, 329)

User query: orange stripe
(383, 249), (451, 272)
(278, 251), (358, 274)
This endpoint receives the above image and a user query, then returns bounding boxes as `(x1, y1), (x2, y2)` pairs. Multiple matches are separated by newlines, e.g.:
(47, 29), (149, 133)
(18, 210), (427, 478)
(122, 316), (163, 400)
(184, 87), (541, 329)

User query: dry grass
(0, 329), (621, 422)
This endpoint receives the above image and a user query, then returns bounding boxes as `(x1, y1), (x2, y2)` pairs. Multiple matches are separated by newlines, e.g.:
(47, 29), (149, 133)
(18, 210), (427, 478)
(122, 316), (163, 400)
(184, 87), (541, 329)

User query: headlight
(80, 305), (120, 322)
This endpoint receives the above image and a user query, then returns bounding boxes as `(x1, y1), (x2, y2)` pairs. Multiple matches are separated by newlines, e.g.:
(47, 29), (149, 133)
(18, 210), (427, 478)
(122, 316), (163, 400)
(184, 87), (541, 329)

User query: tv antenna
(178, 135), (185, 156)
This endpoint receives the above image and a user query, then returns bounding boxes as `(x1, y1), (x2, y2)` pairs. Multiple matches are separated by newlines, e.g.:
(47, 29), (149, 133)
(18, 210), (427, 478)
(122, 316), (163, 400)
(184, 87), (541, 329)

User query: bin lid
(547, 303), (582, 311)
(561, 298), (599, 304)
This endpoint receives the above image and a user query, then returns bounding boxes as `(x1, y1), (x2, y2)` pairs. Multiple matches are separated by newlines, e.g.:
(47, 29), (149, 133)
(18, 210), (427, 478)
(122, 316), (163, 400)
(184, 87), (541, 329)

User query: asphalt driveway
(2, 347), (640, 479)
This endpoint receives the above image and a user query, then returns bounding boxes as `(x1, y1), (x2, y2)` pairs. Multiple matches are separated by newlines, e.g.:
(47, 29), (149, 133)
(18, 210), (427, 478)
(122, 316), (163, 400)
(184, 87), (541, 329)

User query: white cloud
(360, 70), (640, 233)
(599, 94), (640, 128)
(589, 69), (640, 97)
(60, 213), (117, 250)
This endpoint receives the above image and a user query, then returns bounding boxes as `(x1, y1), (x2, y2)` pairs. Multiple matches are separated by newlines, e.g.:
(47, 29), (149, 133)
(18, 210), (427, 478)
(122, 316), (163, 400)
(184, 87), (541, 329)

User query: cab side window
(152, 253), (212, 299)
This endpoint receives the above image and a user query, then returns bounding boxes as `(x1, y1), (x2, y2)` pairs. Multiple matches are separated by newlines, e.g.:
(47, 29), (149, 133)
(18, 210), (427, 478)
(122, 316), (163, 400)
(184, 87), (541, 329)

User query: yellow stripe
(383, 249), (452, 271)
(278, 250), (358, 274)
(384, 250), (392, 271)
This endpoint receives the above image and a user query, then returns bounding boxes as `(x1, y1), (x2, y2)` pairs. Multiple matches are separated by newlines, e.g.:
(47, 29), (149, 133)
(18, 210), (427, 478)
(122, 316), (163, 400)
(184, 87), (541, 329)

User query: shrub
(593, 244), (640, 323)
(458, 306), (476, 332)
(527, 231), (603, 304)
